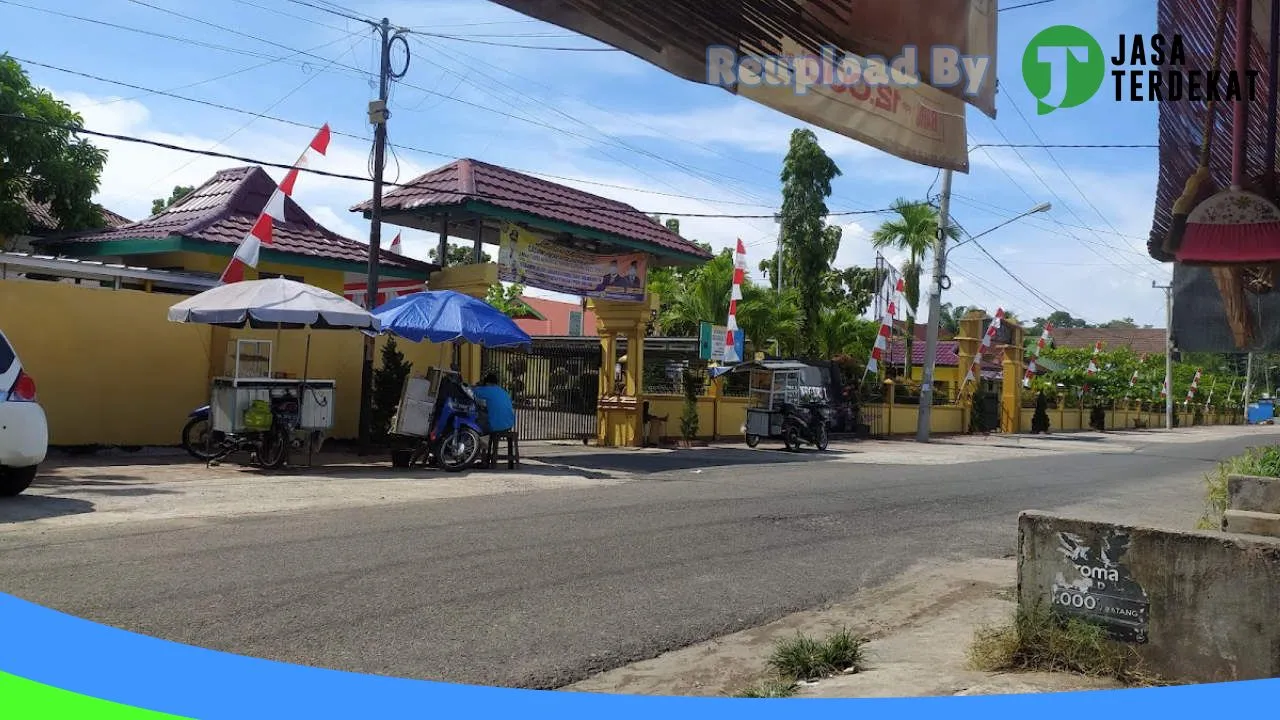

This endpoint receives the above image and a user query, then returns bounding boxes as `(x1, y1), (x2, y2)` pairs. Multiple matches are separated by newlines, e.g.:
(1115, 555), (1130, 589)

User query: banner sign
(699, 321), (745, 362)
(498, 222), (647, 302)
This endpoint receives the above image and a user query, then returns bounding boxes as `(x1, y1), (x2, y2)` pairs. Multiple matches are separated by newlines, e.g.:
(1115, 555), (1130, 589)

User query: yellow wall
(1, 279), (446, 446)
(144, 252), (347, 293)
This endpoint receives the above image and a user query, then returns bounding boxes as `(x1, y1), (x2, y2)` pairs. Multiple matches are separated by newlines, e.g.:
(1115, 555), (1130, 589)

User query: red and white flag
(1081, 340), (1103, 394)
(865, 289), (900, 376)
(1022, 322), (1054, 388)
(1185, 368), (1203, 404)
(724, 238), (746, 362)
(389, 232), (402, 255)
(220, 124), (331, 284)
(963, 308), (1004, 385)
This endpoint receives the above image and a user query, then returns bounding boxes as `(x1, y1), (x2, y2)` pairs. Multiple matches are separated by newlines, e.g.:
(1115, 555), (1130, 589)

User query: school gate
(481, 341), (602, 442)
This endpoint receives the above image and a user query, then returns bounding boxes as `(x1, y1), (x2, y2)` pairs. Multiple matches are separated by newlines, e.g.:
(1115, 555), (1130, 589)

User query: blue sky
(3, 0), (1170, 326)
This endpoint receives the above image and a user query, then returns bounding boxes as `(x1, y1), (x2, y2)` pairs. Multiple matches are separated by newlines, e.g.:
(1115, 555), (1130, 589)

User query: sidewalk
(567, 557), (1122, 697)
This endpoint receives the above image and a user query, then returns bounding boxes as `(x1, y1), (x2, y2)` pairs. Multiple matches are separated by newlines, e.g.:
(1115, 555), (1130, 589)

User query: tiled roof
(885, 341), (1002, 368)
(350, 158), (712, 261)
(51, 167), (434, 274)
(1051, 328), (1167, 356)
(21, 196), (131, 233)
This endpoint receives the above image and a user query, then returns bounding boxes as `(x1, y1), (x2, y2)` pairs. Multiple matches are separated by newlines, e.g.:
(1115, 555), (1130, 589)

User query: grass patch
(767, 627), (867, 681)
(1197, 446), (1280, 529)
(968, 604), (1162, 686)
(733, 678), (799, 698)
(731, 627), (868, 698)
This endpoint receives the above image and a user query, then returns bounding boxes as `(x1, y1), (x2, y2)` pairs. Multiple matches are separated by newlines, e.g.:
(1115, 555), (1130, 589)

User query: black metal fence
(481, 343), (602, 442)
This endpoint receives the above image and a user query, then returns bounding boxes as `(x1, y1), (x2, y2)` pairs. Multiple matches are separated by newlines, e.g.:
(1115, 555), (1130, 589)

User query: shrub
(767, 628), (866, 681)
(1089, 404), (1106, 432)
(371, 338), (412, 442)
(1197, 446), (1280, 529)
(680, 369), (701, 441)
(1031, 391), (1051, 434)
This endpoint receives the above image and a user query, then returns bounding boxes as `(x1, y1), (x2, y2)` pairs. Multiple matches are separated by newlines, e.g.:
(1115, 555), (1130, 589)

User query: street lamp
(915, 195), (1052, 443)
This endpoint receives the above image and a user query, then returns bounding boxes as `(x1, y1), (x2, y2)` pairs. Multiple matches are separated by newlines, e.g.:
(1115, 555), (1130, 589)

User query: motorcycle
(780, 399), (831, 452)
(408, 372), (485, 472)
(181, 390), (318, 469)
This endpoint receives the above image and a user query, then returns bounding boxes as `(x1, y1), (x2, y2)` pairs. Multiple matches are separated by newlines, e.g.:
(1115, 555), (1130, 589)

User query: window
(568, 310), (583, 336)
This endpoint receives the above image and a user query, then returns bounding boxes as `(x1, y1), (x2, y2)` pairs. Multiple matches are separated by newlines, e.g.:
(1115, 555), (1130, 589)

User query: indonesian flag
(1081, 340), (1103, 395)
(724, 238), (747, 362)
(966, 308), (1004, 386)
(1022, 323), (1054, 388)
(389, 232), (402, 254)
(1185, 368), (1203, 403)
(220, 124), (331, 284)
(1161, 380), (1168, 398)
(867, 316), (892, 374)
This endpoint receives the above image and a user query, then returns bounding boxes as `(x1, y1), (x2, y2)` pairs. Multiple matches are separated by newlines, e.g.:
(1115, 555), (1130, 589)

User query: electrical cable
(0, 113), (908, 220)
(417, 32), (619, 51)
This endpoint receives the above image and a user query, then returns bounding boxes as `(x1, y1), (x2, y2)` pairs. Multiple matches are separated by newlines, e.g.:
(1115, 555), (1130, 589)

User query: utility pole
(774, 213), (783, 292)
(916, 169), (953, 442)
(1153, 280), (1173, 429)
(358, 18), (409, 455)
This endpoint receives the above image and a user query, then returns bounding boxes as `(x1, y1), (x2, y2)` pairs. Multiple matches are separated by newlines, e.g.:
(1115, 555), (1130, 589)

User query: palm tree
(938, 303), (968, 336)
(815, 305), (874, 358)
(871, 198), (961, 375)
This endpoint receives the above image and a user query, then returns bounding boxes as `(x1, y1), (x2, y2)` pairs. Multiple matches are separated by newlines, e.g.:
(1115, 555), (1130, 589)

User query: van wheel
(0, 466), (38, 497)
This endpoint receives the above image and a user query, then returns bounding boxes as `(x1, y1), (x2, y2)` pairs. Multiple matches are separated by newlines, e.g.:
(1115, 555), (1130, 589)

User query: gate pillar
(999, 317), (1026, 434)
(590, 294), (658, 447)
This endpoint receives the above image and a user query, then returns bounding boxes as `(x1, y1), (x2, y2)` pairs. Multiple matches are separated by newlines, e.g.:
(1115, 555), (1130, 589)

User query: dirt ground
(566, 557), (1122, 698)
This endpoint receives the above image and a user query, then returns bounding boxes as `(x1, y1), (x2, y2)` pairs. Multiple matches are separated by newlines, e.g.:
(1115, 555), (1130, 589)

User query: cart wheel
(745, 434), (761, 448)
(815, 425), (829, 451)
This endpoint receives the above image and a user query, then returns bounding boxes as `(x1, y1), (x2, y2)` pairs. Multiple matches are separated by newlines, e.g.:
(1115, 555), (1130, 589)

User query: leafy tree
(0, 55), (108, 238)
(871, 198), (959, 373)
(1029, 310), (1090, 337)
(937, 303), (968, 336)
(1099, 317), (1138, 329)
(371, 338), (412, 442)
(430, 242), (492, 266)
(485, 282), (534, 317)
(779, 129), (842, 357)
(815, 306), (878, 361)
(151, 185), (194, 215)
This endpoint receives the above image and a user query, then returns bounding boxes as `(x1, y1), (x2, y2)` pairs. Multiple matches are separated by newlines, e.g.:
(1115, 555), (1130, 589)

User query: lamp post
(916, 188), (1052, 443)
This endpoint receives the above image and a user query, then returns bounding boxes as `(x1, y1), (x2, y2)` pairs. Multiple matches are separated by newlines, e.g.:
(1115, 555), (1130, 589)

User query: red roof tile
(50, 167), (434, 274)
(1050, 328), (1167, 356)
(350, 158), (712, 262)
(885, 340), (1003, 368)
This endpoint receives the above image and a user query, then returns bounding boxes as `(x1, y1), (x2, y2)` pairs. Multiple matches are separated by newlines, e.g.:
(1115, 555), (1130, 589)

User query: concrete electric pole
(358, 18), (410, 455)
(1153, 280), (1173, 429)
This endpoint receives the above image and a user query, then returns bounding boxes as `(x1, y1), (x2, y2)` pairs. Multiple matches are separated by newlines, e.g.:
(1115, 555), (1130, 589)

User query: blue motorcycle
(415, 371), (485, 472)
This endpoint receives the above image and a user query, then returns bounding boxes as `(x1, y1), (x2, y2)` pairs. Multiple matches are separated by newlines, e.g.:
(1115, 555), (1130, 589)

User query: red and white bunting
(865, 291), (899, 376)
(876, 268), (915, 322)
(1185, 368), (1203, 404)
(1081, 340), (1103, 394)
(723, 238), (746, 362)
(1022, 322), (1054, 388)
(389, 232), (402, 255)
(962, 308), (1004, 386)
(220, 124), (332, 284)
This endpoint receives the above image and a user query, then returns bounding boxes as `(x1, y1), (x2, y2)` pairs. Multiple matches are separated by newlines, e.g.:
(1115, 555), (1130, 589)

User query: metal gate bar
(481, 344), (602, 442)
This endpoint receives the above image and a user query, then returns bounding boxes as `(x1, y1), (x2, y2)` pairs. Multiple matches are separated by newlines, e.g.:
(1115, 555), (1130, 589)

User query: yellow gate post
(590, 294), (657, 447)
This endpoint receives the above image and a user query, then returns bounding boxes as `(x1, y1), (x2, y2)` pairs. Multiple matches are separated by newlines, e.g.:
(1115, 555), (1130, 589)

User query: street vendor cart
(734, 360), (831, 451)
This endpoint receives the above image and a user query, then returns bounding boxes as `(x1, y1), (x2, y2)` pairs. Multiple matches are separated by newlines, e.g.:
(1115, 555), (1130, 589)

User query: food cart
(734, 360), (828, 448)
(209, 339), (336, 455)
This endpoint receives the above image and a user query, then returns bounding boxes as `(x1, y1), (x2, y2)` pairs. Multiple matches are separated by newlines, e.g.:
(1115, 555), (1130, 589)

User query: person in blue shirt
(472, 373), (516, 435)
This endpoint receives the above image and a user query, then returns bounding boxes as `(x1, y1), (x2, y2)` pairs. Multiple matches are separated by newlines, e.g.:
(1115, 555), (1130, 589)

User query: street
(0, 428), (1269, 690)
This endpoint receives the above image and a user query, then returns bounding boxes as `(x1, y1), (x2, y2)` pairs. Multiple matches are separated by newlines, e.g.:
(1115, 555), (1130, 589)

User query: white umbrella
(168, 277), (379, 331)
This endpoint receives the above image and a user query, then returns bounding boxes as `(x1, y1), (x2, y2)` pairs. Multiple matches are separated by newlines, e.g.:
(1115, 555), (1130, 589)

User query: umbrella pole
(303, 333), (313, 467)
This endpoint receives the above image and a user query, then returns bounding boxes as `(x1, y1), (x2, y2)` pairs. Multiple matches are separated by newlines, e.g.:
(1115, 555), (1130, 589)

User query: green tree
(371, 338), (412, 442)
(1098, 317), (1138, 329)
(151, 185), (194, 215)
(430, 243), (492, 266)
(1030, 310), (1091, 337)
(485, 282), (534, 317)
(0, 55), (108, 238)
(779, 129), (842, 357)
(870, 198), (959, 373)
(937, 302), (968, 335)
(814, 305), (877, 359)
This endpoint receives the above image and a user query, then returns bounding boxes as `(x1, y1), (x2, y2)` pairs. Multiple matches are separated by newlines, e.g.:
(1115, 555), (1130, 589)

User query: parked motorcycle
(780, 399), (830, 452)
(181, 390), (317, 469)
(408, 373), (485, 473)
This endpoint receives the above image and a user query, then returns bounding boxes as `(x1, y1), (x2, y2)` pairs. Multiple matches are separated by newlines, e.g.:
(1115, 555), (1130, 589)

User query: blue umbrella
(370, 290), (532, 348)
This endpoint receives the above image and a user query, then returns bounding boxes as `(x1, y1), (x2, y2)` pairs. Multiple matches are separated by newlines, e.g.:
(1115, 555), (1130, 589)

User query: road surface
(0, 429), (1264, 689)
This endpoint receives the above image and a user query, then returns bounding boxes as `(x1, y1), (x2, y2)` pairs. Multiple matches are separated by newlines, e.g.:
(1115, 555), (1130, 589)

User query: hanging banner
(498, 222), (647, 302)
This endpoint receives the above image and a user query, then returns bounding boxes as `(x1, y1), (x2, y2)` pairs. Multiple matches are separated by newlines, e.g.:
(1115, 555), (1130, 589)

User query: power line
(0, 113), (903, 220)
(280, 0), (374, 25)
(1000, 0), (1061, 11)
(418, 32), (619, 51)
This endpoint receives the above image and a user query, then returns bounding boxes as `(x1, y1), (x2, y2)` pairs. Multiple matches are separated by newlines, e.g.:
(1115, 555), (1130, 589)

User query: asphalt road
(0, 432), (1261, 689)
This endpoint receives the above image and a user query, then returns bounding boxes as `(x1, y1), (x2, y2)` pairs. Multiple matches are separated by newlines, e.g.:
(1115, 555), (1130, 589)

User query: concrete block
(1018, 511), (1280, 684)
(1222, 509), (1280, 538)
(1228, 474), (1280, 514)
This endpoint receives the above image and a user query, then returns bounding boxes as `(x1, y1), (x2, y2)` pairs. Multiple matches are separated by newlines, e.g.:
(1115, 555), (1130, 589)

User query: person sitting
(471, 373), (516, 435)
